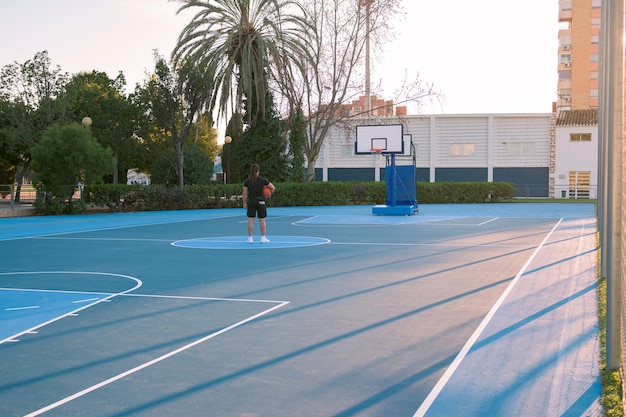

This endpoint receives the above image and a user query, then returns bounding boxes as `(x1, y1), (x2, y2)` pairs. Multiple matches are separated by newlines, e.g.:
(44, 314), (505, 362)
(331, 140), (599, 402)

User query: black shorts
(247, 198), (267, 218)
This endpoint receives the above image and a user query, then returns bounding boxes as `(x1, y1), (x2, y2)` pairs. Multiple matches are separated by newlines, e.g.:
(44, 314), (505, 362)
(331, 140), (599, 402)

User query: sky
(0, 0), (559, 117)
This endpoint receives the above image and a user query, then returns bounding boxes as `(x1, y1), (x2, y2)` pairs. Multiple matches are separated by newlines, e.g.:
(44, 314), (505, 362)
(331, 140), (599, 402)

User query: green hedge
(417, 181), (516, 204)
(83, 181), (516, 213)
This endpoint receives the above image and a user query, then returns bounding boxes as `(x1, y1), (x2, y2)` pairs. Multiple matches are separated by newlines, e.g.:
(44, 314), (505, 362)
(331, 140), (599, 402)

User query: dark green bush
(33, 196), (87, 215)
(416, 182), (516, 203)
(80, 181), (516, 215)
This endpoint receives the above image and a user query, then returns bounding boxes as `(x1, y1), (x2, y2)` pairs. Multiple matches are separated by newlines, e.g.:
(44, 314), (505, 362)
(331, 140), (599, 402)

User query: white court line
(24, 300), (290, 417)
(31, 237), (173, 242)
(0, 287), (287, 305)
(73, 298), (101, 304)
(2, 212), (243, 242)
(0, 271), (142, 345)
(291, 216), (497, 227)
(330, 241), (533, 248)
(6, 305), (40, 311)
(412, 217), (563, 417)
(120, 292), (289, 305)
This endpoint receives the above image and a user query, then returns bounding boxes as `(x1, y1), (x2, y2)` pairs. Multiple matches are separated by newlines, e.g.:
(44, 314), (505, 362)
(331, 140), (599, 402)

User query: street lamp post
(224, 136), (232, 183)
(361, 0), (374, 117)
(79, 117), (92, 200)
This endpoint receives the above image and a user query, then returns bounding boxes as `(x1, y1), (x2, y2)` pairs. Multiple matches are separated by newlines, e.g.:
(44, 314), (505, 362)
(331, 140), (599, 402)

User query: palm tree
(171, 0), (309, 126)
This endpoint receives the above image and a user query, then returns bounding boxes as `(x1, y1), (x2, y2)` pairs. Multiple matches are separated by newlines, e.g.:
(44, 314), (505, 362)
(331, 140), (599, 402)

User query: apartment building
(552, 0), (601, 198)
(557, 0), (602, 110)
(328, 95), (407, 118)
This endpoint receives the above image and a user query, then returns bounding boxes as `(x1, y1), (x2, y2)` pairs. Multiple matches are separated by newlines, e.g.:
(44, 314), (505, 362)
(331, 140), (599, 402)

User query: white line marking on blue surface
(0, 271), (142, 345)
(412, 218), (563, 417)
(6, 305), (40, 311)
(32, 237), (174, 242)
(330, 241), (531, 248)
(73, 298), (100, 304)
(13, 213), (244, 241)
(478, 217), (499, 225)
(121, 292), (289, 304)
(24, 300), (290, 417)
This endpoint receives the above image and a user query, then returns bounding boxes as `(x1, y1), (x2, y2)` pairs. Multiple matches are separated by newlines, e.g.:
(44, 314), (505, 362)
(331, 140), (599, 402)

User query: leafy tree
(151, 146), (214, 186)
(231, 87), (288, 182)
(171, 0), (310, 124)
(30, 123), (113, 200)
(231, 119), (288, 183)
(138, 53), (215, 187)
(64, 71), (148, 183)
(189, 112), (220, 162)
(288, 105), (306, 182)
(0, 51), (69, 198)
(150, 112), (218, 186)
(222, 112), (244, 183)
(0, 100), (16, 189)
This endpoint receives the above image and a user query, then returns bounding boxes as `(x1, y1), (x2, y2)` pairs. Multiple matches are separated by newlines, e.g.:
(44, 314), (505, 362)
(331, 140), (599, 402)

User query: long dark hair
(248, 163), (260, 184)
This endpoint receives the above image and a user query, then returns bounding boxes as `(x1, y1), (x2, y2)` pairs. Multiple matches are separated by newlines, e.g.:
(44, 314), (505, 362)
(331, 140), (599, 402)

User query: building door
(569, 171), (590, 199)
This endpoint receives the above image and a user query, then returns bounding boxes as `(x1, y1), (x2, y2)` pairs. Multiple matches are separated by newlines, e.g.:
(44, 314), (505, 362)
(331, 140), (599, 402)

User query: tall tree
(0, 51), (69, 197)
(65, 71), (146, 183)
(138, 53), (215, 187)
(277, 0), (438, 181)
(171, 0), (310, 125)
(288, 105), (306, 182)
(231, 86), (288, 182)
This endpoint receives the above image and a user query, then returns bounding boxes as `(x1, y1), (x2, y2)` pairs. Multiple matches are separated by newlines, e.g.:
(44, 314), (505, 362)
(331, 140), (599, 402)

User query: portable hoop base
(372, 204), (417, 215)
(372, 154), (418, 216)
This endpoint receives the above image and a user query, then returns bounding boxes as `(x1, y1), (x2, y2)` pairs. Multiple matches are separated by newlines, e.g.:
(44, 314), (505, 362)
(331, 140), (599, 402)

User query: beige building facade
(558, 0), (602, 110)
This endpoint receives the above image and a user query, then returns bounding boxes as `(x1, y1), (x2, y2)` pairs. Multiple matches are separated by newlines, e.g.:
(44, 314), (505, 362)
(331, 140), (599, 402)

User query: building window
(570, 133), (592, 142)
(560, 54), (572, 64)
(560, 88), (572, 97)
(561, 0), (572, 11)
(592, 0), (601, 8)
(591, 53), (599, 62)
(590, 89), (598, 98)
(592, 17), (601, 27)
(591, 35), (599, 44)
(591, 71), (599, 80)
(507, 142), (536, 156)
(449, 143), (475, 156)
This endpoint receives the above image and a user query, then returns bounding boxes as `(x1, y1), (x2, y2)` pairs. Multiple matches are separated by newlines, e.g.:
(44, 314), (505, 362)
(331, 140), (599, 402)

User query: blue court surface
(0, 204), (601, 416)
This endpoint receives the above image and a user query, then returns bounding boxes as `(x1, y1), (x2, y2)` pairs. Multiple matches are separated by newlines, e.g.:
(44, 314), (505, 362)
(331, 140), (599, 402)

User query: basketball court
(0, 203), (600, 416)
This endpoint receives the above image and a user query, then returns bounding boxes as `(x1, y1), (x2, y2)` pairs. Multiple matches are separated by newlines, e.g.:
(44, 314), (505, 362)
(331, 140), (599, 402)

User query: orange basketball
(263, 186), (272, 198)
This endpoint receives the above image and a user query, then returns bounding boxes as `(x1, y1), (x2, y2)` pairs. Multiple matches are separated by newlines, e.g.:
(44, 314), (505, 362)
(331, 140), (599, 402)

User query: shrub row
(32, 181), (516, 214)
(77, 181), (516, 213)
(417, 181), (516, 204)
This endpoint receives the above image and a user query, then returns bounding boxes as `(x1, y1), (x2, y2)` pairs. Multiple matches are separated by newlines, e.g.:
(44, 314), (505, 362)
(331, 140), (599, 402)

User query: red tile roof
(556, 109), (598, 126)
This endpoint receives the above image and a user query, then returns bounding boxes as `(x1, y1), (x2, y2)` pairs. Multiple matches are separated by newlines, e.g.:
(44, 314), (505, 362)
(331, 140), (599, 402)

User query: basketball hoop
(370, 148), (383, 155)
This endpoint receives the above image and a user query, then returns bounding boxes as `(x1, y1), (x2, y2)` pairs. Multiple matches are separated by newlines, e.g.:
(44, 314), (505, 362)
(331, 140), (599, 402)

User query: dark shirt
(243, 176), (270, 201)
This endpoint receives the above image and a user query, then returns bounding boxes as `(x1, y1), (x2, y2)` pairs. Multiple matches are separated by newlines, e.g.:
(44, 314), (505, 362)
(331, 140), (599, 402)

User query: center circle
(171, 236), (331, 250)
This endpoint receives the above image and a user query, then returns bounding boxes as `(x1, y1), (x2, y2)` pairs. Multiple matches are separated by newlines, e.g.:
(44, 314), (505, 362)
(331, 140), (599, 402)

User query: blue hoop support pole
(390, 153), (397, 207)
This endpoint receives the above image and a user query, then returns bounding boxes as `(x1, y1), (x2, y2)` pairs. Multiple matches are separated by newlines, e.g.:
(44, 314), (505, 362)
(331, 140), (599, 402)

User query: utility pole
(362, 0), (374, 117)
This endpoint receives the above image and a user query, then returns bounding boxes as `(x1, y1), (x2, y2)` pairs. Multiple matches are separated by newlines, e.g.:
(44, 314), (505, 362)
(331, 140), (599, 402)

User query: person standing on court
(242, 163), (275, 243)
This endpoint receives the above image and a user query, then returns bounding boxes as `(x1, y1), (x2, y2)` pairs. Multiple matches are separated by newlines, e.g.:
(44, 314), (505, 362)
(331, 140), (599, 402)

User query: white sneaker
(260, 236), (270, 243)
(247, 237), (254, 243)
